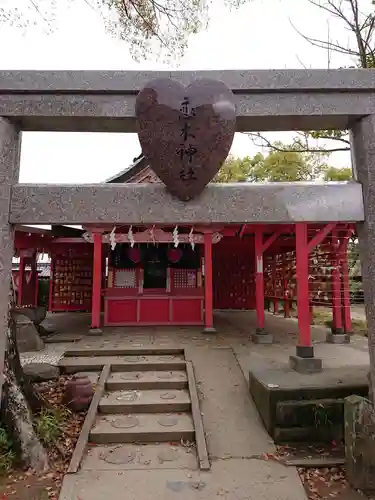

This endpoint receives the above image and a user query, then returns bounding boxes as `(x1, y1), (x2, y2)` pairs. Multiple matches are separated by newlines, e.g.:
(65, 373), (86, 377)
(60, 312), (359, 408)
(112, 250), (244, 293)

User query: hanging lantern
(188, 227), (195, 250)
(109, 226), (116, 251)
(128, 247), (141, 264)
(173, 226), (180, 248)
(128, 225), (135, 248)
(168, 247), (182, 263)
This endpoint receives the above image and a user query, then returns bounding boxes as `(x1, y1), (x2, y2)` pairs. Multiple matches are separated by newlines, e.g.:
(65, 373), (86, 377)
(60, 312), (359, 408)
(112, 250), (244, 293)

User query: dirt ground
(0, 470), (61, 500)
(0, 376), (86, 500)
(277, 444), (372, 500)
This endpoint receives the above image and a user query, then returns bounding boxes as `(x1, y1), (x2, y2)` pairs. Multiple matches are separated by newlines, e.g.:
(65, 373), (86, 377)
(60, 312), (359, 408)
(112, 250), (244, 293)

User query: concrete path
(60, 461), (306, 500)
(22, 309), (369, 500)
(59, 344), (307, 500)
(350, 304), (366, 321)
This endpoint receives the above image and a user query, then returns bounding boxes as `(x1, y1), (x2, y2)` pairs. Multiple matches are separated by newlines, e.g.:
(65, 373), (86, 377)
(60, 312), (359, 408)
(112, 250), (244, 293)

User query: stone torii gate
(0, 69), (374, 388)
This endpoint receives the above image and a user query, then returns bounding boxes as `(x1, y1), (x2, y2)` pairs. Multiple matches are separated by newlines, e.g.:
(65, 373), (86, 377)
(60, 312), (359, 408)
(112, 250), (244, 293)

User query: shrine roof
(104, 153), (147, 184)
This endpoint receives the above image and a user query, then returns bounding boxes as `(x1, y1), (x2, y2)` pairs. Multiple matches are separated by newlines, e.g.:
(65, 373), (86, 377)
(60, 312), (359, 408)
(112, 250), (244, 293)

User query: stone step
(81, 443), (197, 471)
(64, 347), (185, 357)
(99, 389), (191, 414)
(59, 355), (186, 374)
(106, 371), (188, 391)
(90, 413), (195, 444)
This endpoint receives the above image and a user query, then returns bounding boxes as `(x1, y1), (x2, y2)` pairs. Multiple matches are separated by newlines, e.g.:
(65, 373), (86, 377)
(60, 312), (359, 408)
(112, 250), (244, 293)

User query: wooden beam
(186, 361), (210, 471)
(239, 224), (247, 238)
(67, 365), (111, 474)
(307, 222), (337, 253)
(50, 238), (86, 244)
(262, 229), (283, 252)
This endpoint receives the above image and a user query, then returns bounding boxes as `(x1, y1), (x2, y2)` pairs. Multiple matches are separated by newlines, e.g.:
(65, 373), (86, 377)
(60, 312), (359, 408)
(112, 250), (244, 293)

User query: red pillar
(255, 228), (265, 330)
(203, 233), (215, 332)
(17, 254), (25, 306)
(283, 271), (290, 318)
(331, 232), (343, 333)
(48, 256), (53, 312)
(90, 232), (103, 331)
(32, 251), (38, 307)
(341, 238), (352, 333)
(295, 222), (313, 357)
(272, 258), (278, 315)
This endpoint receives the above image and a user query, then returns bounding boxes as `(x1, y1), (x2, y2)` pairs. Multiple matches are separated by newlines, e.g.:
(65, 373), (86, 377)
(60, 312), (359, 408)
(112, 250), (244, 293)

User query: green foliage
(0, 425), (15, 475)
(35, 408), (69, 446)
(216, 146), (351, 183)
(247, 145), (329, 182)
(313, 403), (332, 429)
(324, 166), (352, 181)
(348, 238), (360, 272)
(307, 130), (351, 152)
(214, 155), (258, 182)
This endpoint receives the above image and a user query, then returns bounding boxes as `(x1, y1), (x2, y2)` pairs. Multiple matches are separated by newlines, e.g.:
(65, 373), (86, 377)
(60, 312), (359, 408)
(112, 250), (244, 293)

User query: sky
(0, 0), (356, 184)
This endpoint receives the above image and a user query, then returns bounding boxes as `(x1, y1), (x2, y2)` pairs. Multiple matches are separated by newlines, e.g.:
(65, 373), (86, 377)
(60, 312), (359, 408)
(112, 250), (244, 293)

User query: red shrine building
(13, 154), (355, 350)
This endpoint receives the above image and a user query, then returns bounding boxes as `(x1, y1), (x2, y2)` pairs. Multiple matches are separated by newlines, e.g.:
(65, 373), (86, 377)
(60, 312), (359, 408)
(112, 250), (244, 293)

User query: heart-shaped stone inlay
(111, 415), (140, 429)
(123, 356), (143, 362)
(160, 392), (177, 400)
(116, 391), (139, 402)
(101, 446), (136, 465)
(157, 448), (179, 463)
(136, 78), (236, 201)
(158, 415), (178, 427)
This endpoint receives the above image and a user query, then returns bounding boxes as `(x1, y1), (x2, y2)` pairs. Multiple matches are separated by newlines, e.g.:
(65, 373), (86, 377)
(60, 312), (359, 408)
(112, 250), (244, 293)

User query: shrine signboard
(135, 78), (236, 201)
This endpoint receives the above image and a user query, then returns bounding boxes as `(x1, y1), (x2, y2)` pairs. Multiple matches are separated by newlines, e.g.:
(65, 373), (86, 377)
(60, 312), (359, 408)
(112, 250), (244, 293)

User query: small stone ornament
(136, 78), (236, 201)
(63, 375), (94, 412)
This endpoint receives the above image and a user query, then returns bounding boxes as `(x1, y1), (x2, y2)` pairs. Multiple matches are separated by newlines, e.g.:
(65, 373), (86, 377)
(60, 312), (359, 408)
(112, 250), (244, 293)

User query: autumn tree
(0, 0), (249, 60)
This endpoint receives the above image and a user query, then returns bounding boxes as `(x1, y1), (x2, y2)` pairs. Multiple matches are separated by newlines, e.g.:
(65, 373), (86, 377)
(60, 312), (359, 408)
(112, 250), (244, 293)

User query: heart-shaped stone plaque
(135, 78), (236, 201)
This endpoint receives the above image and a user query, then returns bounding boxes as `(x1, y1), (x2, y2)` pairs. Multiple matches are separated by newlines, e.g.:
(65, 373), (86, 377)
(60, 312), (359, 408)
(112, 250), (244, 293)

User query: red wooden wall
(212, 236), (255, 310)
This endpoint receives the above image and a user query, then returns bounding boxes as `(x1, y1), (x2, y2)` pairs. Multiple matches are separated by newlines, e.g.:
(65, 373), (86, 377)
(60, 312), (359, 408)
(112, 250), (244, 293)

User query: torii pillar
(351, 115), (375, 398)
(0, 119), (21, 401)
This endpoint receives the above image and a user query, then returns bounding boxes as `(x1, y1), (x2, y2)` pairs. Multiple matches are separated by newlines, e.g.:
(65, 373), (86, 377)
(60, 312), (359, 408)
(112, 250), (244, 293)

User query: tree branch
(300, 0), (375, 67)
(247, 132), (350, 154)
(289, 17), (360, 57)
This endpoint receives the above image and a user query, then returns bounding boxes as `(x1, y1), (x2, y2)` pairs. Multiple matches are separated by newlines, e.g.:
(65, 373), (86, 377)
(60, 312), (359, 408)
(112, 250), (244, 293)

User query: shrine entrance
(0, 69), (370, 379)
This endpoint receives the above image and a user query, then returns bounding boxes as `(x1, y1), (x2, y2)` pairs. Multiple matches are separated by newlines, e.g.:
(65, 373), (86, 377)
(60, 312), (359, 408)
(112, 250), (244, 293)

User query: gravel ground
(20, 342), (71, 367)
